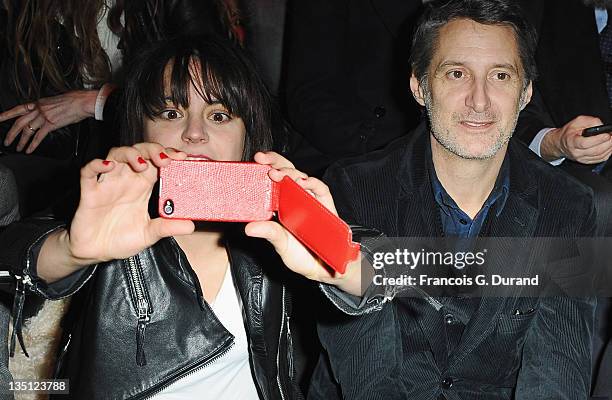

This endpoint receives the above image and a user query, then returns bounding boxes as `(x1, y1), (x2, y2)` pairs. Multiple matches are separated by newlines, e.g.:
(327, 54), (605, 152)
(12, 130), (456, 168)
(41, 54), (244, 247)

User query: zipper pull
(136, 314), (149, 367)
(10, 276), (30, 358)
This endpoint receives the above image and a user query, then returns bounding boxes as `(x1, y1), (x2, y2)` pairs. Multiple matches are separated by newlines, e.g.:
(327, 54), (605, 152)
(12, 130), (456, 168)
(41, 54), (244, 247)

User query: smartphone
(582, 124), (612, 137)
(159, 159), (360, 273)
(158, 159), (277, 222)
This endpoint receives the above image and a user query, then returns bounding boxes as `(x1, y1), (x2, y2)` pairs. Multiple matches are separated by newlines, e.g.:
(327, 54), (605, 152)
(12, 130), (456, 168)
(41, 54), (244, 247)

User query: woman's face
(143, 65), (246, 161)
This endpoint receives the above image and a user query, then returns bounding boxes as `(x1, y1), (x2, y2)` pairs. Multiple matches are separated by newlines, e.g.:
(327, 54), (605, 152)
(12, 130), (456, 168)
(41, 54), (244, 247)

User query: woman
(0, 0), (120, 156)
(0, 0), (241, 157)
(6, 36), (358, 399)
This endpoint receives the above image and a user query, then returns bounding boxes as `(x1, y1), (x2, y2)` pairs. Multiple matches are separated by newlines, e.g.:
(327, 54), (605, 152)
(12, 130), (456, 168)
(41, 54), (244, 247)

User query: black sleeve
(284, 0), (376, 158)
(101, 87), (123, 144)
(515, 84), (557, 146)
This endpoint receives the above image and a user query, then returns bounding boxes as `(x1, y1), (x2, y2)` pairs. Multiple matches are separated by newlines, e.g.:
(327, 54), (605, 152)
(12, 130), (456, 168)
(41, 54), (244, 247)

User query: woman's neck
(174, 229), (229, 304)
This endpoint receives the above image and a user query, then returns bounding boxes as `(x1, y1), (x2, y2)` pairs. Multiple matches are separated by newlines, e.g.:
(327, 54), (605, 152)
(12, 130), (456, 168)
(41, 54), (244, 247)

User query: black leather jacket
(4, 221), (302, 400)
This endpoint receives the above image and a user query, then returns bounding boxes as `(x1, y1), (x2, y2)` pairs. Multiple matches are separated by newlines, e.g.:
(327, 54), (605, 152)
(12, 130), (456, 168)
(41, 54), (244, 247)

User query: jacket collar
(394, 122), (541, 367)
(395, 121), (539, 237)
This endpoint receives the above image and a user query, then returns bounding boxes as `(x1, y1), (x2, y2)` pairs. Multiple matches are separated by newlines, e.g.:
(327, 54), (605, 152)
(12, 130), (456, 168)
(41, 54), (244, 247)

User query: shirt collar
(430, 152), (510, 218)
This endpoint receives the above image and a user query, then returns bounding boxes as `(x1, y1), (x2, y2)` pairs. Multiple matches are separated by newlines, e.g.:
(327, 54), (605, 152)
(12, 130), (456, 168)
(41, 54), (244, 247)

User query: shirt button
(374, 106), (386, 118)
(444, 313), (455, 325)
(440, 377), (454, 389)
(459, 218), (468, 225)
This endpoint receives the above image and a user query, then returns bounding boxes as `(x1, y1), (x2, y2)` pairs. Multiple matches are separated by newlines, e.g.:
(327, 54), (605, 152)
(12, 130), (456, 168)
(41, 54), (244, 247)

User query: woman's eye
(160, 109), (182, 120)
(209, 112), (231, 123)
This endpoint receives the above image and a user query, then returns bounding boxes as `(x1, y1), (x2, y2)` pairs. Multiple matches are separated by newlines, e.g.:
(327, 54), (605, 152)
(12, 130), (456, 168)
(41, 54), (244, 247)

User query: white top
(96, 0), (122, 80)
(152, 264), (260, 399)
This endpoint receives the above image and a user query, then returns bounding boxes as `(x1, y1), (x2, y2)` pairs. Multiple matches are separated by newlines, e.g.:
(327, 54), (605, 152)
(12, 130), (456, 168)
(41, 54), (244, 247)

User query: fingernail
(159, 152), (168, 159)
(102, 160), (111, 166)
(137, 157), (147, 164)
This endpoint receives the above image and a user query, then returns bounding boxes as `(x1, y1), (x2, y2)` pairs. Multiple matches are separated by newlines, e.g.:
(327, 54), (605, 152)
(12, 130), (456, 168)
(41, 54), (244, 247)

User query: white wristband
(94, 83), (116, 121)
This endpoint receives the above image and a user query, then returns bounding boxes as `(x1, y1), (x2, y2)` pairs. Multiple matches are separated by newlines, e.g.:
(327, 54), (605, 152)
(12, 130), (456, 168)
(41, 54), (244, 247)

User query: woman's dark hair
(121, 35), (277, 160)
(410, 0), (538, 87)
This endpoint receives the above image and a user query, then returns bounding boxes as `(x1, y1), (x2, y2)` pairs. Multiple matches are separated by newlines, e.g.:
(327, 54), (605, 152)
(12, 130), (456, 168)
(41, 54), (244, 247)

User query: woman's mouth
(186, 154), (213, 160)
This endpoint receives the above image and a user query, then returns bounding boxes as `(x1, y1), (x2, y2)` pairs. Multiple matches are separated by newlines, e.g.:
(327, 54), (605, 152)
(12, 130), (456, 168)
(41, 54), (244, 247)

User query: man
(515, 1), (612, 396)
(515, 0), (612, 234)
(306, 0), (597, 398)
(516, 0), (612, 172)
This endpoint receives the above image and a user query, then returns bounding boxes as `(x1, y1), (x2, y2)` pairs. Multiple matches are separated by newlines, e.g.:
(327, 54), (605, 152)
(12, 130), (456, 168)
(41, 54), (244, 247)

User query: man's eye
(496, 72), (510, 81)
(209, 112), (231, 123)
(449, 70), (464, 79)
(160, 109), (182, 120)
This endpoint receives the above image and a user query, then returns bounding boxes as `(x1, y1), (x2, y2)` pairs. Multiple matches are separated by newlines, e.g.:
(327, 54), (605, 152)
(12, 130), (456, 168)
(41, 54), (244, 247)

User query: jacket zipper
(276, 285), (287, 400)
(126, 255), (152, 367)
(135, 339), (235, 399)
(127, 242), (237, 399)
(287, 314), (294, 380)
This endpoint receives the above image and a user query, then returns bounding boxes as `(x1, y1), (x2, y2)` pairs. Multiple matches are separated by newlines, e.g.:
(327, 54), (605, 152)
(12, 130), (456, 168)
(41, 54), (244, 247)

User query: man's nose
(465, 78), (491, 113)
(182, 117), (209, 144)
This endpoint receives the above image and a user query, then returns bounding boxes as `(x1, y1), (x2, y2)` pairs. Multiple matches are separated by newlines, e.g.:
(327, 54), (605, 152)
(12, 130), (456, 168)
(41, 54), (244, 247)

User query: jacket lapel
(392, 130), (542, 371)
(395, 124), (450, 367)
(448, 141), (540, 368)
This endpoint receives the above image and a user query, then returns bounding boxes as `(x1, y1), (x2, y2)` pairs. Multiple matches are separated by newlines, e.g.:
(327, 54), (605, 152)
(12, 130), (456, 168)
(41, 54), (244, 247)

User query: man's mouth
(460, 121), (495, 129)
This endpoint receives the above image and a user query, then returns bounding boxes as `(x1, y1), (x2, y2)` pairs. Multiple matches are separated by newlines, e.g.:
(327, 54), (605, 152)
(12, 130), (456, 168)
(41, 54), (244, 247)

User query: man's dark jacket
(311, 122), (596, 400)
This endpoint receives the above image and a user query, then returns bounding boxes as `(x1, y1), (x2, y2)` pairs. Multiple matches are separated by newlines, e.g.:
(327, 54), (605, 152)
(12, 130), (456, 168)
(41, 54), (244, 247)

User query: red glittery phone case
(158, 159), (360, 273)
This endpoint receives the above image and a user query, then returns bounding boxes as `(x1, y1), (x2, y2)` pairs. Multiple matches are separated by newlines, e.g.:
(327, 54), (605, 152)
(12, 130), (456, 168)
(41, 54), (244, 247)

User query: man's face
(410, 19), (532, 160)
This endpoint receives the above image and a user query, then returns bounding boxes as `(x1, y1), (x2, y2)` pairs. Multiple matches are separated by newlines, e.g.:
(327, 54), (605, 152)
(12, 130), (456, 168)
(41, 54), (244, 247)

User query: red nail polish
(159, 152), (168, 159)
(102, 160), (111, 166)
(137, 157), (147, 164)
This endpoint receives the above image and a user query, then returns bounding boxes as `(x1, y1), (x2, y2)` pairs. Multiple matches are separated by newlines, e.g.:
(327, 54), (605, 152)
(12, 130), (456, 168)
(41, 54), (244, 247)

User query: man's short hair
(410, 0), (538, 86)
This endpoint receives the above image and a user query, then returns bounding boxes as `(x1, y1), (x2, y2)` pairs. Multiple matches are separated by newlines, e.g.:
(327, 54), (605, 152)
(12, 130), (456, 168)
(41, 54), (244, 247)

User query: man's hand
(38, 143), (195, 283)
(540, 115), (612, 164)
(244, 151), (363, 296)
(0, 90), (99, 154)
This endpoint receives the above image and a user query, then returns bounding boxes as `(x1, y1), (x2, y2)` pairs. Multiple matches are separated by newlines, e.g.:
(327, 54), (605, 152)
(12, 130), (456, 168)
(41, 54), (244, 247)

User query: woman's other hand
(0, 90), (98, 154)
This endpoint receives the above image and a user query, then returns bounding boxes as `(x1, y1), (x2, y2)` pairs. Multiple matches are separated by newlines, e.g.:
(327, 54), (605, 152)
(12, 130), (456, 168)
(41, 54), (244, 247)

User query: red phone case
(158, 160), (360, 273)
(159, 160), (277, 222)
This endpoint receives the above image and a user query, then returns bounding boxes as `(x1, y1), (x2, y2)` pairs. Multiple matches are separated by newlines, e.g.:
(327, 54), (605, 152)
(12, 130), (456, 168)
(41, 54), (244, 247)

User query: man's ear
(410, 74), (426, 107)
(520, 81), (533, 110)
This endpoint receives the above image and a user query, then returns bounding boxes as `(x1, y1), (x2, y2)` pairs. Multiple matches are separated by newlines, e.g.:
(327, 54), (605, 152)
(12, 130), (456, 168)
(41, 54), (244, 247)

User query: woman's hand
(37, 143), (195, 283)
(0, 90), (98, 154)
(245, 152), (363, 296)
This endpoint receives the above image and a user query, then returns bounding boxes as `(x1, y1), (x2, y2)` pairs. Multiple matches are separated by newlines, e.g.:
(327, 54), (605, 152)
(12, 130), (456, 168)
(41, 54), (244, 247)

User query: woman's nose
(182, 117), (209, 143)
